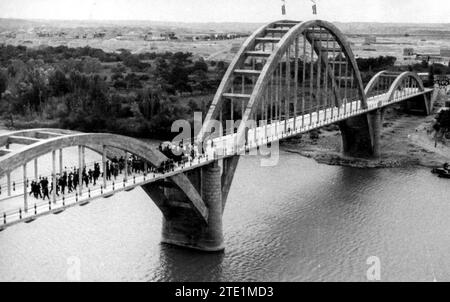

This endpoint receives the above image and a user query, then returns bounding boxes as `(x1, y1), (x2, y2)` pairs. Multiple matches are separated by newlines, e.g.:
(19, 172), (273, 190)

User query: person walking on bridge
(88, 169), (93, 184)
(58, 175), (66, 195)
(50, 177), (60, 197)
(106, 161), (111, 181)
(73, 171), (79, 191)
(42, 177), (50, 201)
(93, 163), (100, 185)
(30, 181), (39, 199)
(67, 173), (73, 193)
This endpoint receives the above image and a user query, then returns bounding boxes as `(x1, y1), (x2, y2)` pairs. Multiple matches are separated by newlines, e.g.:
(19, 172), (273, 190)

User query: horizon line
(1, 17), (450, 26)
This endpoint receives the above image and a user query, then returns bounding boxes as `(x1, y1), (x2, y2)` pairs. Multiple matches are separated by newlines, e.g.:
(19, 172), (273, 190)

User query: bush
(357, 56), (397, 72)
(435, 109), (450, 132)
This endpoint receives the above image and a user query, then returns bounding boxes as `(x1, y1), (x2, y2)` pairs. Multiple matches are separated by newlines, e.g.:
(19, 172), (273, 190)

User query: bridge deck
(0, 88), (433, 230)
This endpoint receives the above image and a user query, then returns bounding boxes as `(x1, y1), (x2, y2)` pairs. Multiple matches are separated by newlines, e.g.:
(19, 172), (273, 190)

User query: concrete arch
(0, 132), (209, 222)
(0, 128), (79, 147)
(199, 19), (366, 144)
(234, 19), (366, 143)
(385, 71), (425, 102)
(198, 20), (292, 141)
(0, 133), (166, 177)
(364, 70), (388, 96)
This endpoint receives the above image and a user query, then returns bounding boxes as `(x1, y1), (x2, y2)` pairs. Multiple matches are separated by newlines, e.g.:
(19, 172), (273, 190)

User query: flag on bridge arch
(281, 0), (286, 15)
(311, 0), (317, 15)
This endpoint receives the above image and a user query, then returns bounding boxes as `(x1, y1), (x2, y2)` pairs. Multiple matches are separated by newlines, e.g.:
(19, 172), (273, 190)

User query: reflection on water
(1, 130), (450, 281)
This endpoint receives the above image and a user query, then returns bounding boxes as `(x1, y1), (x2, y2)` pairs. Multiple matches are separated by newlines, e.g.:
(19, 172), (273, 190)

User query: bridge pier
(368, 109), (383, 158)
(402, 93), (432, 116)
(143, 161), (225, 252)
(339, 109), (383, 159)
(339, 114), (374, 159)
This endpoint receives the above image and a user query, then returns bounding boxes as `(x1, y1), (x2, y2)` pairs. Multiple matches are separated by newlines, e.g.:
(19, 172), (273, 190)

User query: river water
(1, 129), (450, 282)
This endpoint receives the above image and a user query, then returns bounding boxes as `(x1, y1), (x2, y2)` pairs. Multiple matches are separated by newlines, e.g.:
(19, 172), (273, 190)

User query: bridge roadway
(0, 87), (432, 230)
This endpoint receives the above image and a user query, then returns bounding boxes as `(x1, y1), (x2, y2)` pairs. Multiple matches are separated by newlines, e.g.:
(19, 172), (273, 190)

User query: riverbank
(282, 105), (450, 169)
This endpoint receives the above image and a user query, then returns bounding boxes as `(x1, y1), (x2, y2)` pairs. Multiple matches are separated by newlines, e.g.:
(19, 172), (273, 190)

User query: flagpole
(281, 0), (287, 17)
(310, 0), (318, 17)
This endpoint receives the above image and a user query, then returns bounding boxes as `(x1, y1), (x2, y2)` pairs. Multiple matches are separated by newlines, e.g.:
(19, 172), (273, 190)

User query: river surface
(1, 129), (450, 282)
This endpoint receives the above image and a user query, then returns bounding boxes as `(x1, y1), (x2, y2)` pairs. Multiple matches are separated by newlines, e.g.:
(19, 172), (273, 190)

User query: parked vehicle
(432, 163), (450, 175)
(438, 171), (450, 179)
(432, 163), (450, 178)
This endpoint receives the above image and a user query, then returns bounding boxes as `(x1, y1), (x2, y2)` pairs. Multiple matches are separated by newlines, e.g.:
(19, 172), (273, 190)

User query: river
(0, 129), (450, 282)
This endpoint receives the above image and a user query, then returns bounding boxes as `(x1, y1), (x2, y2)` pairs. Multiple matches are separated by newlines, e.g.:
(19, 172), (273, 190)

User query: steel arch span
(199, 19), (367, 144)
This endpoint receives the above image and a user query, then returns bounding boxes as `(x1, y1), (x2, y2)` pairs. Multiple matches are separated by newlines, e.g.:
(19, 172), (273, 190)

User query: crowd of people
(29, 163), (102, 199)
(26, 154), (165, 200)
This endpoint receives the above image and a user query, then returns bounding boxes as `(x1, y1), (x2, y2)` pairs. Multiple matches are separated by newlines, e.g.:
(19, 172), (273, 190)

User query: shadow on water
(338, 167), (382, 192)
(153, 243), (225, 282)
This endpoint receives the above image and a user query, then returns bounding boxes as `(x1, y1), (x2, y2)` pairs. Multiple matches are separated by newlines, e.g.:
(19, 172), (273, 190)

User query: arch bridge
(0, 20), (436, 251)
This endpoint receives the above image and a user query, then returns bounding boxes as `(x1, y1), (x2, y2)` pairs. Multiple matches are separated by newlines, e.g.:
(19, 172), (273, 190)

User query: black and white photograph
(0, 0), (450, 286)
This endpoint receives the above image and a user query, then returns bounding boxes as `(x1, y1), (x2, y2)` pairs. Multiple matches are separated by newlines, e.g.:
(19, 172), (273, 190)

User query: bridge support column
(78, 146), (84, 196)
(7, 173), (11, 197)
(367, 109), (383, 158)
(339, 109), (383, 159)
(124, 151), (128, 182)
(52, 150), (57, 202)
(160, 161), (224, 252)
(34, 158), (38, 180)
(23, 163), (28, 212)
(402, 93), (432, 116)
(102, 145), (107, 188)
(59, 149), (63, 174)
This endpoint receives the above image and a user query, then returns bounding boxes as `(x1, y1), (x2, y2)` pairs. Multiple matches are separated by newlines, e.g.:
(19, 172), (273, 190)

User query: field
(349, 35), (450, 64)
(1, 36), (245, 62)
(2, 19), (450, 63)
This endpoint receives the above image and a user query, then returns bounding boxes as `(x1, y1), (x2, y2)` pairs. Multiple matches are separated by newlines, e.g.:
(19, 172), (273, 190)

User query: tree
(169, 64), (191, 93)
(217, 60), (227, 71)
(49, 69), (70, 96)
(1, 90), (21, 127)
(192, 59), (208, 73)
(428, 65), (435, 87)
(0, 69), (7, 95)
(436, 110), (450, 132)
(356, 56), (396, 72)
(81, 57), (102, 74)
(124, 73), (143, 89)
(137, 87), (162, 119)
(123, 54), (148, 72)
(189, 69), (210, 93)
(188, 99), (200, 113)
(155, 58), (170, 87)
(87, 74), (109, 116)
(216, 60), (228, 80)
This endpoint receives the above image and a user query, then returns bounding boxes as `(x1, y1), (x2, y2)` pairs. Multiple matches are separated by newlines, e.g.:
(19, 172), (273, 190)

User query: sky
(0, 0), (449, 24)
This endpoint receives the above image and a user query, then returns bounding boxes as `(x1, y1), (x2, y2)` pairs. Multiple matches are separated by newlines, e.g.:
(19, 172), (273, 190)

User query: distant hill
(335, 22), (450, 36)
(0, 18), (262, 34)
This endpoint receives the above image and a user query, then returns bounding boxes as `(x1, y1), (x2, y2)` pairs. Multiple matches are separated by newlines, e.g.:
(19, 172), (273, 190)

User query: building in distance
(160, 31), (177, 40)
(416, 53), (450, 65)
(440, 48), (450, 58)
(403, 48), (415, 56)
(364, 36), (377, 45)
